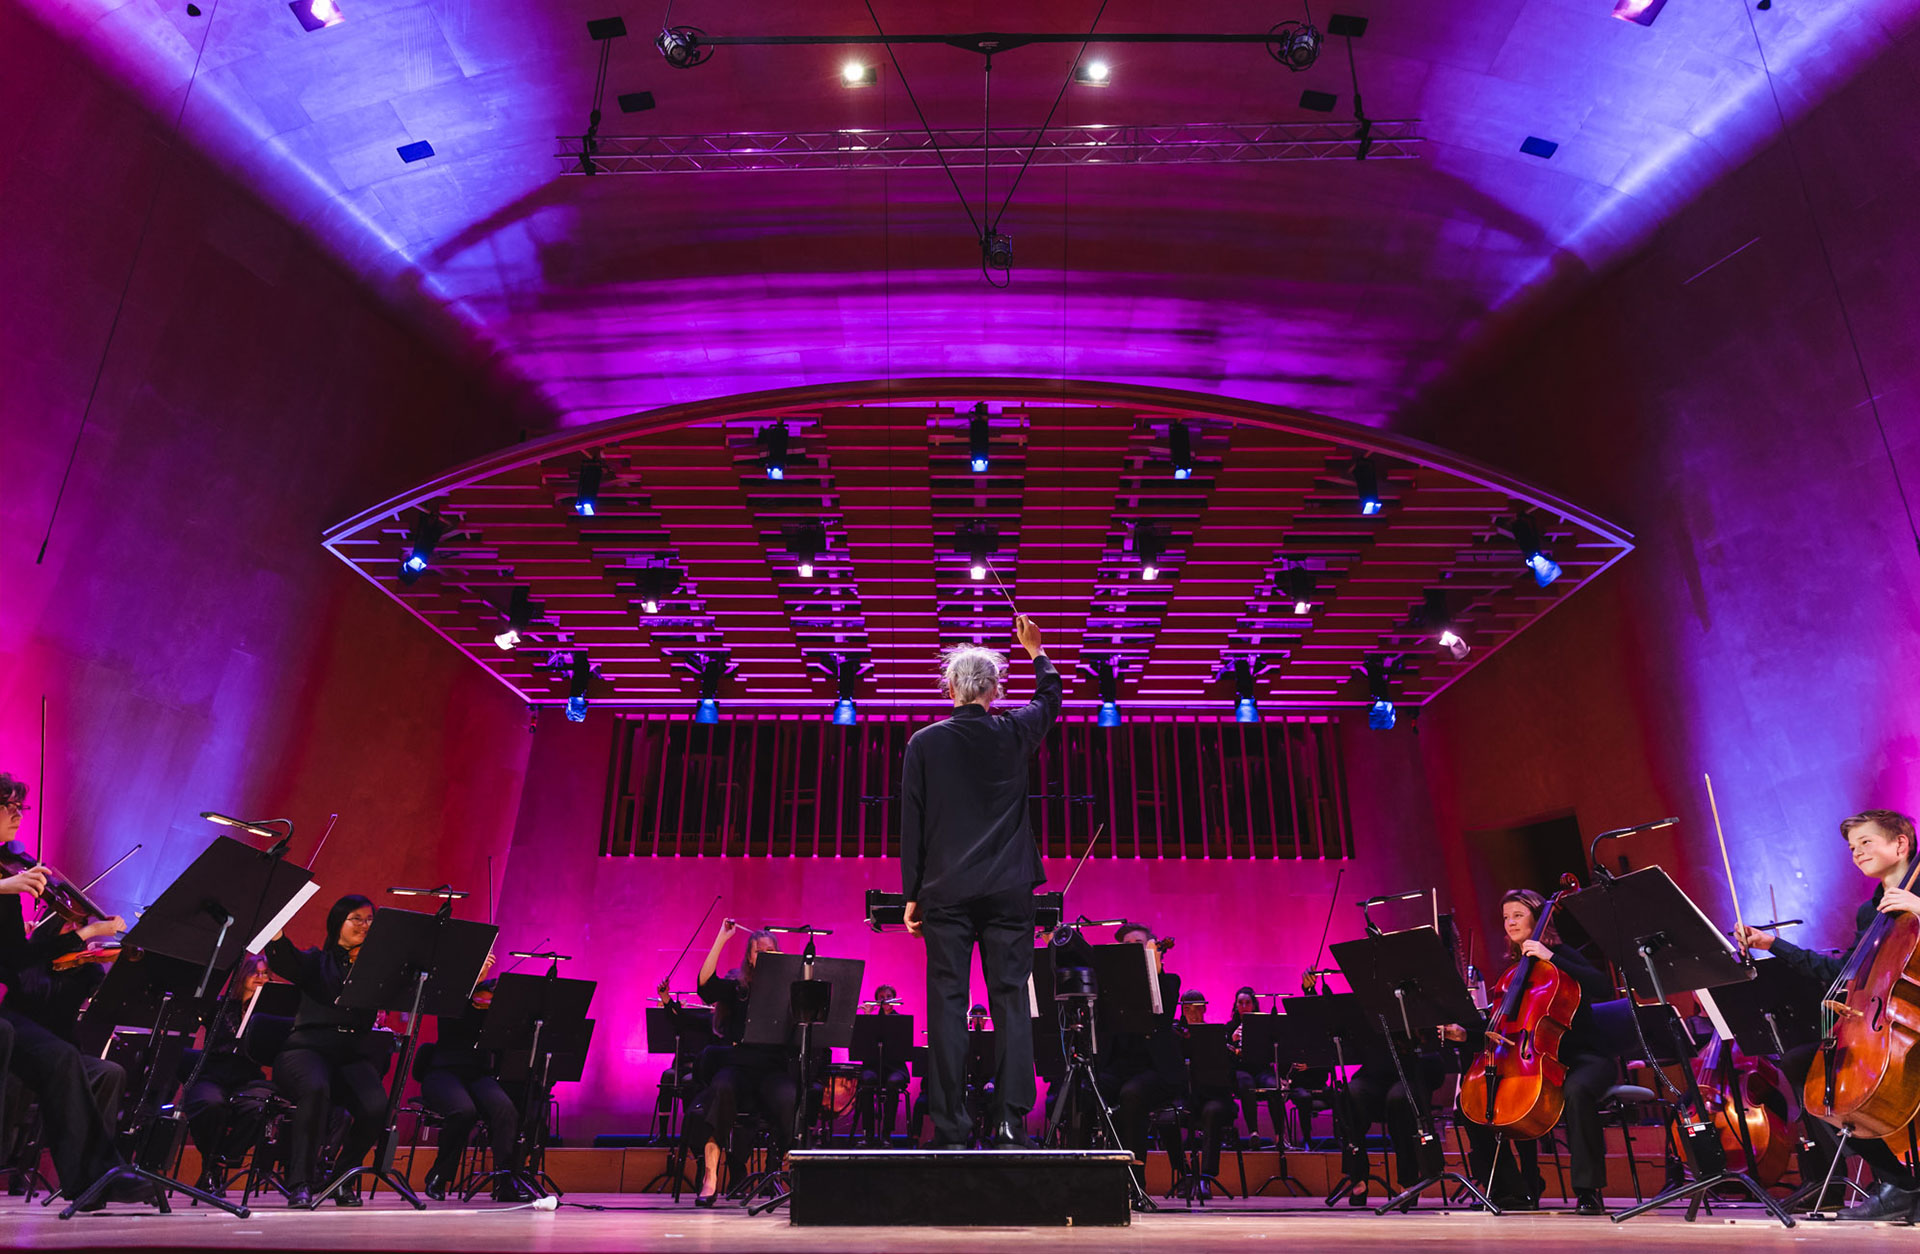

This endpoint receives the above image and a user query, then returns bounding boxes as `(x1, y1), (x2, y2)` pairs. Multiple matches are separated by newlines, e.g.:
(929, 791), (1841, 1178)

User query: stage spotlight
(573, 456), (603, 517)
(1285, 566), (1316, 616)
(832, 660), (860, 725)
(495, 586), (533, 651)
(289, 0), (342, 32)
(970, 560), (988, 581)
(694, 658), (725, 723)
(1425, 590), (1469, 662)
(638, 566), (681, 616)
(1232, 660), (1260, 724)
(841, 61), (876, 86)
(1134, 527), (1165, 582)
(969, 404), (991, 473)
(762, 422), (789, 481)
(1510, 514), (1563, 588)
(958, 522), (997, 583)
(832, 698), (858, 725)
(1268, 19), (1322, 71)
(787, 520), (826, 580)
(1073, 60), (1111, 86)
(1170, 421), (1193, 480)
(982, 231), (1013, 273)
(565, 653), (592, 722)
(1352, 455), (1382, 516)
(656, 25), (709, 68)
(1366, 657), (1396, 729)
(1088, 659), (1122, 728)
(398, 512), (450, 584)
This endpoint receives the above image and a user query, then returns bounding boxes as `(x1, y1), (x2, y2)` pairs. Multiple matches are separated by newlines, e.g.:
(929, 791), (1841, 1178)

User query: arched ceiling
(323, 380), (1632, 715)
(20, 0), (1916, 431)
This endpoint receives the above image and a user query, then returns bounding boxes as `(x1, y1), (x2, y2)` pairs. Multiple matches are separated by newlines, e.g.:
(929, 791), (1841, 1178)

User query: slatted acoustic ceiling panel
(323, 380), (1633, 717)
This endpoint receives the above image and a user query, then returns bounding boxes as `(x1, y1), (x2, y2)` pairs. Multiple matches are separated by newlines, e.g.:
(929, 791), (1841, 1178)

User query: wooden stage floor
(4, 1193), (1918, 1254)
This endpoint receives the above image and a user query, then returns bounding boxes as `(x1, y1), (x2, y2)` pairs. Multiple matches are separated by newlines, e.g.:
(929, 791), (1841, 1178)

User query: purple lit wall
(1404, 25), (1920, 953)
(498, 708), (1445, 1140)
(0, 4), (534, 933)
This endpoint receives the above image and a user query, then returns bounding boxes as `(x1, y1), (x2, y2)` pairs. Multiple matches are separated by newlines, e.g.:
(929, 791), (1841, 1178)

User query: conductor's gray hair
(940, 644), (1007, 705)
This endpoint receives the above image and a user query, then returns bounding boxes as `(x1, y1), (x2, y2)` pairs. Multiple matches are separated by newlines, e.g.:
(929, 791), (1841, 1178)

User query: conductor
(902, 615), (1061, 1149)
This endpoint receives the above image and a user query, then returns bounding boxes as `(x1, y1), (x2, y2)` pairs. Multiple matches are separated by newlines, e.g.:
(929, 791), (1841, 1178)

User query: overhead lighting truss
(556, 120), (1421, 175)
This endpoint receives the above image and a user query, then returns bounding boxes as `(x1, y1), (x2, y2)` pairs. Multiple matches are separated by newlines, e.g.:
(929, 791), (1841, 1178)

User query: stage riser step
(787, 1149), (1134, 1226)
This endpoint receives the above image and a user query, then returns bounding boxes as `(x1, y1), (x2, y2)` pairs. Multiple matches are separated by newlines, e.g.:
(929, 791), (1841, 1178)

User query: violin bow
(662, 894), (723, 993)
(1703, 773), (1747, 958)
(79, 843), (143, 893)
(306, 813), (340, 871)
(1307, 866), (1344, 993)
(35, 695), (47, 862)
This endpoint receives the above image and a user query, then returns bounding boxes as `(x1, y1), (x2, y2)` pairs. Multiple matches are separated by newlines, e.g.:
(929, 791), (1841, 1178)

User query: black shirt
(1543, 941), (1614, 1058)
(1770, 887), (1880, 989)
(900, 654), (1063, 907)
(263, 936), (377, 1033)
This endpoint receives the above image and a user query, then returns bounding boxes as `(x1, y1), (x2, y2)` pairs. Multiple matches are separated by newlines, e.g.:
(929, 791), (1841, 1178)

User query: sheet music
(1695, 987), (1735, 1041)
(247, 880), (321, 953)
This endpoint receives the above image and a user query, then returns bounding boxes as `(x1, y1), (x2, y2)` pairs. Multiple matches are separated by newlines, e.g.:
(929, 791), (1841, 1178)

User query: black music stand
(1042, 945), (1156, 1212)
(61, 838), (314, 1220)
(1333, 931), (1497, 1215)
(312, 907), (496, 1208)
(1560, 869), (1794, 1228)
(1281, 993), (1392, 1205)
(478, 972), (596, 1199)
(740, 951), (864, 1215)
(1166, 1024), (1238, 1204)
(642, 1003), (714, 1195)
(849, 1014), (913, 1145)
(1239, 1013), (1311, 1197)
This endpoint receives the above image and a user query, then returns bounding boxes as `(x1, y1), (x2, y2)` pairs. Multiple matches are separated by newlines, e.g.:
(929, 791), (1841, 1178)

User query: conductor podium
(786, 1149), (1134, 1226)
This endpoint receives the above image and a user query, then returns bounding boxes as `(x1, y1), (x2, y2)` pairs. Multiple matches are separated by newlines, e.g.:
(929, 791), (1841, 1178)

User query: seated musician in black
(0, 774), (128, 1206)
(1337, 1029), (1448, 1203)
(12, 909), (129, 1138)
(171, 953), (279, 1196)
(1737, 807), (1920, 1222)
(264, 894), (392, 1209)
(419, 959), (532, 1202)
(1230, 985), (1330, 1150)
(1096, 922), (1182, 1189)
(682, 918), (792, 1207)
(1153, 991), (1237, 1199)
(853, 984), (910, 1146)
(1456, 888), (1618, 1214)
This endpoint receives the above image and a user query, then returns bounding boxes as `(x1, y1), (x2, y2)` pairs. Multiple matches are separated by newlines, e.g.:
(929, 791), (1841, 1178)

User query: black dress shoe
(423, 1171), (448, 1201)
(694, 1190), (719, 1208)
(332, 1184), (364, 1207)
(492, 1178), (536, 1203)
(991, 1119), (1029, 1149)
(1574, 1188), (1606, 1216)
(1839, 1179), (1920, 1221)
(287, 1185), (314, 1209)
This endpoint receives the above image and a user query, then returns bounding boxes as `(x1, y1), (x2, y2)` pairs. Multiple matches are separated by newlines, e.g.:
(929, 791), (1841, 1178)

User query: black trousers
(1157, 1091), (1237, 1178)
(183, 1077), (277, 1170)
(1099, 1068), (1173, 1166)
(922, 886), (1036, 1146)
(855, 1064), (910, 1141)
(0, 1007), (122, 1196)
(1340, 1057), (1447, 1190)
(420, 1068), (521, 1178)
(685, 1055), (798, 1158)
(1782, 1041), (1917, 1189)
(1461, 1051), (1617, 1195)
(273, 1032), (388, 1189)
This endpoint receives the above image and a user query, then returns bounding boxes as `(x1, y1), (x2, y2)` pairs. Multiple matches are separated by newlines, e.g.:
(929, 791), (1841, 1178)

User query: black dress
(682, 969), (798, 1161)
(262, 936), (392, 1190)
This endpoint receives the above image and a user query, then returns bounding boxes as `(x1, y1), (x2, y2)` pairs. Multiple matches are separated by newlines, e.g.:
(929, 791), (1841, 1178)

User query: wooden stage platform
(3, 1191), (1916, 1254)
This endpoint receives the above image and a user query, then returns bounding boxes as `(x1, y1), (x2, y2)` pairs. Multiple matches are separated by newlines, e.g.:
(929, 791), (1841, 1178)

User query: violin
(0, 840), (114, 928)
(1456, 875), (1583, 1139)
(51, 940), (124, 973)
(1803, 855), (1920, 1139)
(1670, 1029), (1794, 1186)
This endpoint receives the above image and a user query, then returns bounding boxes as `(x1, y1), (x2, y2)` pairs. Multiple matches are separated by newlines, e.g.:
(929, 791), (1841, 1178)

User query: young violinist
(0, 773), (130, 1207)
(264, 894), (392, 1208)
(681, 917), (791, 1207)
(1456, 888), (1617, 1215)
(1735, 808), (1920, 1221)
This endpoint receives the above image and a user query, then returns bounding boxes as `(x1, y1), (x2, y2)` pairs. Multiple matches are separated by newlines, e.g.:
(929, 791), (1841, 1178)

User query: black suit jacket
(900, 654), (1063, 908)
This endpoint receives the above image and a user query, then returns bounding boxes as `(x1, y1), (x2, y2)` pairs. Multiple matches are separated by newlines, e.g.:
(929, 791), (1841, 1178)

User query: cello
(1457, 875), (1582, 1140)
(1670, 1016), (1795, 1186)
(1802, 856), (1920, 1140)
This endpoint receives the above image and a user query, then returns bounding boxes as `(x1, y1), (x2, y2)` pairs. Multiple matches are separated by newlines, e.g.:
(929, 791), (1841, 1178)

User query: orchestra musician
(853, 984), (910, 1146)
(9, 899), (128, 1137)
(418, 959), (534, 1202)
(264, 894), (392, 1208)
(1455, 888), (1617, 1215)
(1735, 808), (1920, 1222)
(901, 615), (1060, 1151)
(1231, 985), (1329, 1150)
(1157, 990), (1236, 1199)
(172, 953), (278, 1197)
(1097, 921), (1182, 1188)
(0, 773), (129, 1207)
(681, 918), (792, 1207)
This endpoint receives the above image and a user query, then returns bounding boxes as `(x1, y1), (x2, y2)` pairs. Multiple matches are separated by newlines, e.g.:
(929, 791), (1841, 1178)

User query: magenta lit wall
(0, 2), (534, 931)
(1403, 26), (1920, 951)
(498, 709), (1445, 1139)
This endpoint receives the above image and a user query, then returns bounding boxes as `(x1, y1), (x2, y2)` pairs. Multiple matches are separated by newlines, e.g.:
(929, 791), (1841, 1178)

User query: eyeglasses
(1, 801), (27, 818)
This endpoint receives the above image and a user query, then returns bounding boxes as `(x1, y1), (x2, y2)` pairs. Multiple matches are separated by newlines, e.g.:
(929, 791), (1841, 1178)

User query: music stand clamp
(1559, 868), (1795, 1228)
(60, 835), (315, 1220)
(1332, 930), (1499, 1216)
(477, 969), (596, 1201)
(313, 906), (497, 1209)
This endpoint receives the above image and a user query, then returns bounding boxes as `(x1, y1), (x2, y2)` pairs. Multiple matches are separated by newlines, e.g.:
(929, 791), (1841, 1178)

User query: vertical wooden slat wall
(600, 714), (1352, 860)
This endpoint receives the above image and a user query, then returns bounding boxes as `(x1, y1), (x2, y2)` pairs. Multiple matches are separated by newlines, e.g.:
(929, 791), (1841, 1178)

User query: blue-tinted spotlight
(565, 695), (588, 722)
(694, 697), (720, 725)
(1097, 701), (1122, 728)
(1235, 697), (1260, 724)
(970, 457), (989, 473)
(1360, 498), (1382, 516)
(1527, 552), (1562, 588)
(402, 553), (428, 574)
(968, 408), (991, 473)
(573, 458), (603, 517)
(1353, 455), (1382, 515)
(763, 423), (789, 481)
(1369, 698), (1397, 730)
(832, 698), (858, 726)
(1170, 421), (1193, 480)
